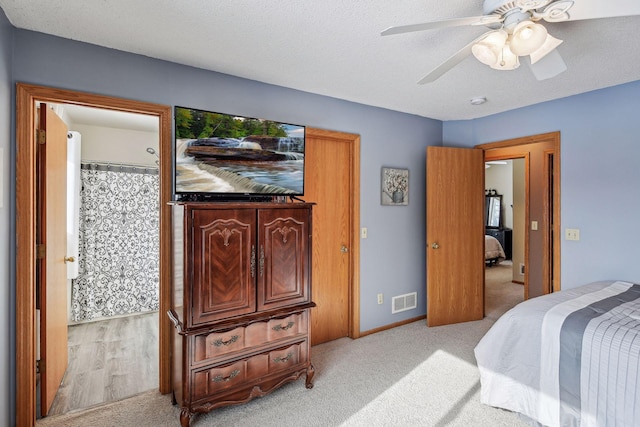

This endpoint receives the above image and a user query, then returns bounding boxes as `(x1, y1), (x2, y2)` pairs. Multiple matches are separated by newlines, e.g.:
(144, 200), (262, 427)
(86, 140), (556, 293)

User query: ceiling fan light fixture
(490, 44), (520, 70)
(471, 30), (507, 66)
(472, 42), (499, 66)
(510, 20), (548, 56)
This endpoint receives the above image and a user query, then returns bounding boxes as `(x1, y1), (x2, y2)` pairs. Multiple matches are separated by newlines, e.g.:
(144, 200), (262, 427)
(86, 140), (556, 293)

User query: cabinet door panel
(257, 208), (310, 310)
(192, 209), (256, 324)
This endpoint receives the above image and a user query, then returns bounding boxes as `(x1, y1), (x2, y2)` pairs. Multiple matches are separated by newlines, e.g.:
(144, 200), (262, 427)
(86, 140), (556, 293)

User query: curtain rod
(81, 161), (159, 174)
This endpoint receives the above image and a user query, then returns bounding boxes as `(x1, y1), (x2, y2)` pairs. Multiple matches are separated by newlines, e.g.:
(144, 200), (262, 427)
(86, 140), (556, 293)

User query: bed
(474, 280), (640, 427)
(485, 235), (505, 266)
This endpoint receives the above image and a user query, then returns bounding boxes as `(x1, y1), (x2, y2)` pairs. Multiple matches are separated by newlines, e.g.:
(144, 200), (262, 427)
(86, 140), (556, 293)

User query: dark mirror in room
(485, 189), (502, 228)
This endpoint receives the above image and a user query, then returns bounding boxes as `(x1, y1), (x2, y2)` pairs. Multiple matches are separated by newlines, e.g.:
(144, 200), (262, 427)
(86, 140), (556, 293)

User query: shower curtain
(71, 162), (160, 322)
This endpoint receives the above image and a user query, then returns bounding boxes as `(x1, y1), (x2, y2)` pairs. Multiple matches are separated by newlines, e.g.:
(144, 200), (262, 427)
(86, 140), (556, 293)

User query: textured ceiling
(3, 0), (640, 120)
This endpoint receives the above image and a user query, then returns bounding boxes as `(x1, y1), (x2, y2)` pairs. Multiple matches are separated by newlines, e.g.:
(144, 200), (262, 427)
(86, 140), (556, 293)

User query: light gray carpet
(37, 264), (526, 427)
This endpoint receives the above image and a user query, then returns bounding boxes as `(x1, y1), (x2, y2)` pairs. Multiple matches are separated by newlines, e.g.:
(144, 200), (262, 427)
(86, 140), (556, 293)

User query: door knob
(64, 256), (76, 263)
(340, 245), (349, 253)
(431, 243), (440, 249)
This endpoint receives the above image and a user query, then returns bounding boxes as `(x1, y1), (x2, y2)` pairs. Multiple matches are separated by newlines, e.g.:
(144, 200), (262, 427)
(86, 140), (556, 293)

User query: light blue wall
(4, 24), (441, 420)
(8, 10), (640, 424)
(0, 24), (442, 424)
(444, 81), (640, 289)
(0, 7), (13, 427)
(11, 30), (441, 333)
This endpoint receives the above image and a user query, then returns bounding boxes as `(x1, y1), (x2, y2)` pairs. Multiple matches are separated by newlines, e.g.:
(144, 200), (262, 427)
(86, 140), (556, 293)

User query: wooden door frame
(15, 83), (173, 426)
(306, 128), (361, 339)
(476, 131), (561, 297)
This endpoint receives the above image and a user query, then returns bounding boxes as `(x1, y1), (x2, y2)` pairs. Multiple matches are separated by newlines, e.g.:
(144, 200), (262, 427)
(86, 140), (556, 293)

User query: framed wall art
(381, 167), (408, 206)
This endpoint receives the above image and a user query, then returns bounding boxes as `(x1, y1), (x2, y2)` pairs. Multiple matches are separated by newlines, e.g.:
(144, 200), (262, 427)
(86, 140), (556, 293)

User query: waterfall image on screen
(174, 106), (305, 197)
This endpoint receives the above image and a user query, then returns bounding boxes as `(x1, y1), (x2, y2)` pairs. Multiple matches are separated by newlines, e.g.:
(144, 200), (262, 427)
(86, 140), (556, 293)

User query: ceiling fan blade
(565, 0), (640, 21)
(418, 33), (491, 84)
(529, 49), (567, 80)
(381, 15), (502, 36)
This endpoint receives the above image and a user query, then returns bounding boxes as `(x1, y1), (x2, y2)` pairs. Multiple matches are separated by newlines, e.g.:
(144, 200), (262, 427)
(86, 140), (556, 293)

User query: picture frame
(381, 167), (409, 206)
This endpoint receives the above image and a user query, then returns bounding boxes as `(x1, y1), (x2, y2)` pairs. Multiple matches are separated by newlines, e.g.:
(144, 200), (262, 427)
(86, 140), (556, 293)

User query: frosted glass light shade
(510, 21), (548, 56)
(472, 30), (508, 66)
(472, 43), (499, 65)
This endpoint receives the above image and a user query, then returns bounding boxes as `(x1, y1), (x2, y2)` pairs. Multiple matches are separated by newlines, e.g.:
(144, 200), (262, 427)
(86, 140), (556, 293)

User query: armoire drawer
(193, 312), (308, 364)
(191, 356), (266, 400)
(191, 341), (307, 400)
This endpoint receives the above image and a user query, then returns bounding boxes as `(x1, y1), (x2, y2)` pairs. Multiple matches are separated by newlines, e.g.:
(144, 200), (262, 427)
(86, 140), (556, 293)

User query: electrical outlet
(377, 293), (383, 305)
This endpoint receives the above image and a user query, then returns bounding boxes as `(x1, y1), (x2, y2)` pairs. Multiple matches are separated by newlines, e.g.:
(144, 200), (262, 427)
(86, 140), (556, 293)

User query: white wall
(73, 123), (159, 166)
(485, 163), (513, 229)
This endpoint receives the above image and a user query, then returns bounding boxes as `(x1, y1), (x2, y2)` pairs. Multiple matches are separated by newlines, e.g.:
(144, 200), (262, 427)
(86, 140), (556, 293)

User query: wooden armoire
(168, 202), (315, 426)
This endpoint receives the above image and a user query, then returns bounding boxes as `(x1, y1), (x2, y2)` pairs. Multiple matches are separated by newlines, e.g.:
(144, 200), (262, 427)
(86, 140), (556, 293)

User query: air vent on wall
(392, 292), (417, 314)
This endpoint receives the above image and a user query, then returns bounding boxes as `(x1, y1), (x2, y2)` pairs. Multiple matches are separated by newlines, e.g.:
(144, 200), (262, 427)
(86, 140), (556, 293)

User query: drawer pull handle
(259, 245), (265, 277)
(272, 321), (295, 332)
(212, 335), (239, 347)
(212, 369), (240, 383)
(273, 353), (293, 363)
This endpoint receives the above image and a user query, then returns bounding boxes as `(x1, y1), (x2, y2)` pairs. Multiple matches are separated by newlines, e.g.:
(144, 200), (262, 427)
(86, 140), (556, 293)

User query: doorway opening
(484, 158), (525, 319)
(36, 103), (161, 417)
(478, 131), (561, 308)
(16, 83), (173, 426)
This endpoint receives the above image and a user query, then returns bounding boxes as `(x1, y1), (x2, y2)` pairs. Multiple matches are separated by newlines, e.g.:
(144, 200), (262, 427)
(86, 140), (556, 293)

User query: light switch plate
(565, 228), (580, 241)
(531, 220), (538, 230)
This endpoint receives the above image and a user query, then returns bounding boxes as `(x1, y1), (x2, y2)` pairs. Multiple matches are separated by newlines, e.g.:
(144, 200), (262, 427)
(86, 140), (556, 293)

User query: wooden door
(426, 147), (484, 326)
(258, 207), (311, 311)
(38, 105), (69, 416)
(305, 129), (355, 344)
(191, 208), (256, 325)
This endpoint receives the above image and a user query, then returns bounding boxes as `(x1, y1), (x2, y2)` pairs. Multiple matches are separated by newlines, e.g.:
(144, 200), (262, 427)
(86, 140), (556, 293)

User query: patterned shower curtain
(71, 163), (160, 322)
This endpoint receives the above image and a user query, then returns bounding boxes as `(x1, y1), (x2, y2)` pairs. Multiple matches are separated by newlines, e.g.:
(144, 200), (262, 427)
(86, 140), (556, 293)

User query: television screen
(174, 106), (305, 199)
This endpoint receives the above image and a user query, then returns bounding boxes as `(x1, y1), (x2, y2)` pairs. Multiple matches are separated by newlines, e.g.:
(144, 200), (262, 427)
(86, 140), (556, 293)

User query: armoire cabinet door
(191, 209), (256, 324)
(257, 208), (311, 310)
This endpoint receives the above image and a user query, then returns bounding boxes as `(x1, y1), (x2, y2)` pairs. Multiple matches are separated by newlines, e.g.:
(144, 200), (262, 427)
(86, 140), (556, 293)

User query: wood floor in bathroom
(44, 311), (159, 417)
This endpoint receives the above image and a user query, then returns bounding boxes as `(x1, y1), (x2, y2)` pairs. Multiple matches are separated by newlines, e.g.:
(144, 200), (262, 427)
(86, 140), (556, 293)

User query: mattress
(474, 280), (640, 426)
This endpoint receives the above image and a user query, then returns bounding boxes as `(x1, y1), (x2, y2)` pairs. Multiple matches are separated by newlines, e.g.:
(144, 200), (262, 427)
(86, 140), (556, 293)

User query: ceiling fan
(382, 0), (640, 84)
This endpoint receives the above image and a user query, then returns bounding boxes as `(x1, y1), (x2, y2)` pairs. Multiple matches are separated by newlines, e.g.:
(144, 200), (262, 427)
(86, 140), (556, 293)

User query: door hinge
(36, 359), (44, 374)
(37, 129), (46, 145)
(36, 244), (46, 260)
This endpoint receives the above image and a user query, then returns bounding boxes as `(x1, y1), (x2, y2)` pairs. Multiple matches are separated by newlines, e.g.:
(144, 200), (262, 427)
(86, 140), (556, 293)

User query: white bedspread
(474, 280), (640, 427)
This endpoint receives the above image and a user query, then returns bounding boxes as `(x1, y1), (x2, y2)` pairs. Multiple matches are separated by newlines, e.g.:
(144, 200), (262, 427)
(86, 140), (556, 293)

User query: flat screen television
(174, 106), (306, 200)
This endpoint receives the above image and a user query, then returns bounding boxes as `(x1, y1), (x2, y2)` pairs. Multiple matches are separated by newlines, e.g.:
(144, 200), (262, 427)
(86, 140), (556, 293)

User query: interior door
(426, 146), (484, 326)
(305, 129), (353, 344)
(38, 104), (69, 416)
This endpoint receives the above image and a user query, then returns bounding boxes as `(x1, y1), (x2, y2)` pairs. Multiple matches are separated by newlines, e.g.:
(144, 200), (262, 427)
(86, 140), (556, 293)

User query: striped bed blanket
(474, 281), (640, 426)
